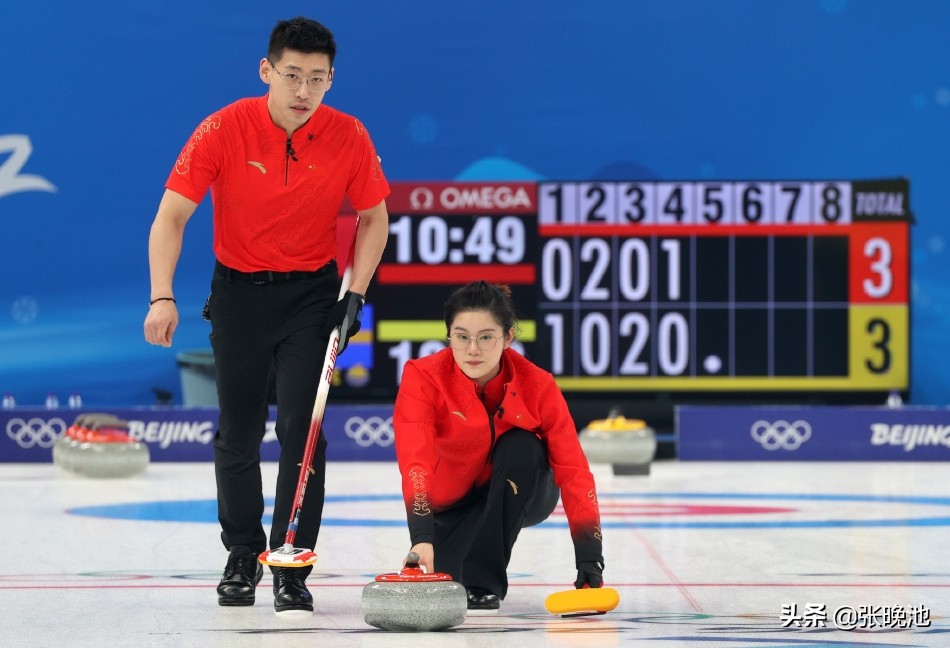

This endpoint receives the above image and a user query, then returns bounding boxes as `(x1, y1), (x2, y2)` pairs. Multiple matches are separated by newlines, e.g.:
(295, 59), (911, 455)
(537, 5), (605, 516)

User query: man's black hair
(268, 17), (336, 65)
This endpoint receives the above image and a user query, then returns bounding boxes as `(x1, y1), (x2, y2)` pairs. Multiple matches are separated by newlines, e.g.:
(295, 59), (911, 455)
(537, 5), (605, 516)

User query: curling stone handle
(399, 551), (426, 576)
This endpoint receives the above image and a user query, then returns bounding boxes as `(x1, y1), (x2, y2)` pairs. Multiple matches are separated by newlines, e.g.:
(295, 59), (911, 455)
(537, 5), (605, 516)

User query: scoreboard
(338, 179), (911, 399)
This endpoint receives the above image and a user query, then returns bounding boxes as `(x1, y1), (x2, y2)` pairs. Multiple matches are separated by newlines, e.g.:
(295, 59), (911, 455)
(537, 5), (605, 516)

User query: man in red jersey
(143, 17), (390, 614)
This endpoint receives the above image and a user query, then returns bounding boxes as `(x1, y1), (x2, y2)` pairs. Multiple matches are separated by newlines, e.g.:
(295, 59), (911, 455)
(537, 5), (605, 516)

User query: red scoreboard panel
(361, 179), (910, 398)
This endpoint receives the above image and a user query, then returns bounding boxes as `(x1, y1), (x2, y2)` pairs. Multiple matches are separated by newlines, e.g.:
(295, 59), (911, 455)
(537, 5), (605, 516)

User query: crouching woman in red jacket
(393, 280), (604, 613)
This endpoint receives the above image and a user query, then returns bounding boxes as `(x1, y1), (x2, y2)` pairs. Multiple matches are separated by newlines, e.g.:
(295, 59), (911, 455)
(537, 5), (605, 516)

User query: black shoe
(466, 587), (500, 613)
(273, 567), (313, 613)
(217, 546), (263, 606)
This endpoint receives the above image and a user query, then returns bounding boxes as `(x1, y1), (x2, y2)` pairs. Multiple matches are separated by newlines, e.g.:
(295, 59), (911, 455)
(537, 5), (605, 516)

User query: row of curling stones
(362, 552), (467, 631)
(579, 408), (657, 476)
(53, 413), (149, 478)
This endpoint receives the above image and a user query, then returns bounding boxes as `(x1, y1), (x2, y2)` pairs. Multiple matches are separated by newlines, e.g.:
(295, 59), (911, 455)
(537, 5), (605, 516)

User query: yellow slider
(544, 587), (620, 616)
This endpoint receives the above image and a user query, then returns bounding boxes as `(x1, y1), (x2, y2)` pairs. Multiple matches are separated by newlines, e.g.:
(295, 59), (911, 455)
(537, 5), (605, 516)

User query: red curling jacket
(393, 347), (603, 565)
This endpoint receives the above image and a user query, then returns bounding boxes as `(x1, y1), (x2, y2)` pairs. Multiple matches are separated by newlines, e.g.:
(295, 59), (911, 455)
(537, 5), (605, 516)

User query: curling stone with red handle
(362, 552), (467, 631)
(70, 418), (149, 478)
(54, 413), (123, 471)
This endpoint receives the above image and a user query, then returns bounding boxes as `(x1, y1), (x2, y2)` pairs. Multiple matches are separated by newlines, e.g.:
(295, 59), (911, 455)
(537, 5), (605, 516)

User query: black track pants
(208, 264), (338, 558)
(433, 429), (560, 598)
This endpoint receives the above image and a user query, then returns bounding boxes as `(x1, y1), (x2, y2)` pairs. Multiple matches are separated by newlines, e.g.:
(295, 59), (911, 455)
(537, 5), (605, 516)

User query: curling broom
(258, 223), (358, 568)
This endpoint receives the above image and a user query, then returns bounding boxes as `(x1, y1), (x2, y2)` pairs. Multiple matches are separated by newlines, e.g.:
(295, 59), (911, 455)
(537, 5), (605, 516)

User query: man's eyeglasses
(447, 333), (502, 351)
(268, 61), (330, 93)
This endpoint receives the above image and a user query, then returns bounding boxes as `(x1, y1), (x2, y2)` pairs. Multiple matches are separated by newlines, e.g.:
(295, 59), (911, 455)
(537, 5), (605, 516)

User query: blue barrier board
(677, 405), (950, 461)
(1, 405), (395, 463)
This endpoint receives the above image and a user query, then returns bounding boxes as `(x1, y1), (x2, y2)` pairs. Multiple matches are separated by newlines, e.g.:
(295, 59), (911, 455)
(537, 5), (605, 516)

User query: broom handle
(284, 219), (359, 546)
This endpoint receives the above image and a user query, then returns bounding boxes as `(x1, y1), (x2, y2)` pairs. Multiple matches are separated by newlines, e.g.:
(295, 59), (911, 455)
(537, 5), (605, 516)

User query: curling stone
(362, 552), (467, 631)
(54, 414), (123, 471)
(70, 418), (149, 478)
(58, 415), (125, 473)
(579, 409), (656, 476)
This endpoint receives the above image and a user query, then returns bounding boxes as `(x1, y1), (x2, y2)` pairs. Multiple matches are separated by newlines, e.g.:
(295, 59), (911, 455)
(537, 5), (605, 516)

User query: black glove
(574, 560), (604, 589)
(322, 290), (363, 354)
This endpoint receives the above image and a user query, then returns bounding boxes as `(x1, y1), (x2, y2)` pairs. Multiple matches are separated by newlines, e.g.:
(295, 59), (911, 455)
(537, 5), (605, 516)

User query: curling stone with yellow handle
(579, 411), (656, 475)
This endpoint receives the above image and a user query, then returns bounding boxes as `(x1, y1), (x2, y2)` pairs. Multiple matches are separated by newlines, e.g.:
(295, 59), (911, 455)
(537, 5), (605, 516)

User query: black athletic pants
(433, 429), (560, 599)
(208, 260), (338, 564)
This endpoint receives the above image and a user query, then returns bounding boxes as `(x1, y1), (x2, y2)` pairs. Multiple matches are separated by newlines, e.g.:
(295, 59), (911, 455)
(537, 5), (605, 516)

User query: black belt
(215, 260), (336, 284)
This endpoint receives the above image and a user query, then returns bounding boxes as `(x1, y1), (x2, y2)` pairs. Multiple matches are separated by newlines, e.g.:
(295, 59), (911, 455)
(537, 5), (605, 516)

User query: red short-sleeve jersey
(165, 95), (390, 272)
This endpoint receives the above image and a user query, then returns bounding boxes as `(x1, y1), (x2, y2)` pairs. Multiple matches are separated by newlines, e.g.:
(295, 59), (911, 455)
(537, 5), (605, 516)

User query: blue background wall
(1, 0), (947, 407)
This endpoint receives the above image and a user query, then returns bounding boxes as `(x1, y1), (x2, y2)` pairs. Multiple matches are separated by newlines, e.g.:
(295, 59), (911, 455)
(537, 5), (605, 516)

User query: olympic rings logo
(750, 419), (812, 451)
(344, 416), (394, 447)
(5, 417), (66, 449)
